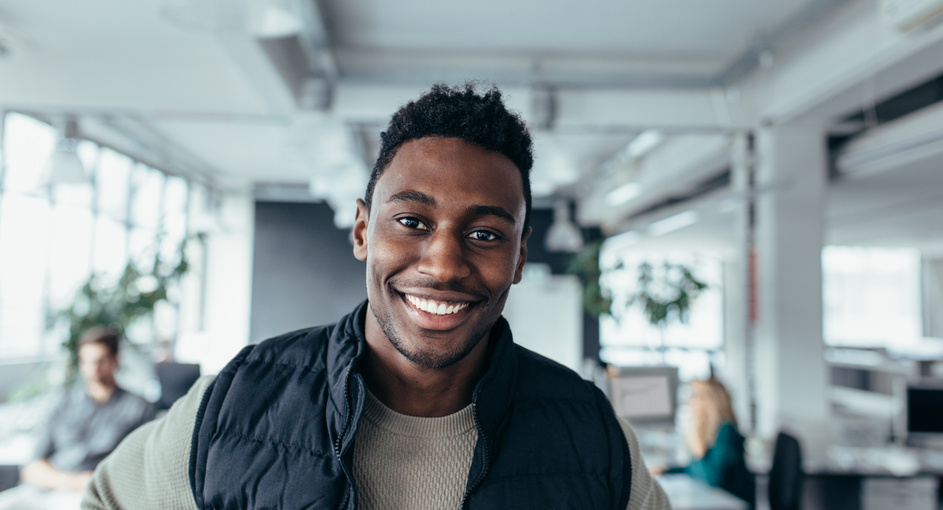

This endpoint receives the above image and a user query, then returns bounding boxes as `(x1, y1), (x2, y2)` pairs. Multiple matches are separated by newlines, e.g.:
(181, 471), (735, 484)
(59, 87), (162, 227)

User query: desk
(657, 474), (749, 510)
(778, 446), (943, 510)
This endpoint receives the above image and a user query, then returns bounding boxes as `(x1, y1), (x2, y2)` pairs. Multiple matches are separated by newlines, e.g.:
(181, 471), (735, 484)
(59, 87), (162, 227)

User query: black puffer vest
(189, 301), (632, 509)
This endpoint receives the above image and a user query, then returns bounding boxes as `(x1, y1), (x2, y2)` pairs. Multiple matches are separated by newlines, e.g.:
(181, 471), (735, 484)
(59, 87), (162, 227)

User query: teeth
(406, 294), (470, 316)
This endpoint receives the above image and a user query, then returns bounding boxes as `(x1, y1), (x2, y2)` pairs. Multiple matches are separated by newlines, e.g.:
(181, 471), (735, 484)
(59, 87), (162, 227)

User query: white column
(923, 258), (943, 338)
(176, 188), (255, 375)
(753, 126), (830, 462)
(722, 132), (754, 434)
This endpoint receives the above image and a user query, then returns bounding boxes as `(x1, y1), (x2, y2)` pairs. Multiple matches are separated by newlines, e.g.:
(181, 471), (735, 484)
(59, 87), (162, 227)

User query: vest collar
(325, 301), (370, 462)
(327, 301), (519, 465)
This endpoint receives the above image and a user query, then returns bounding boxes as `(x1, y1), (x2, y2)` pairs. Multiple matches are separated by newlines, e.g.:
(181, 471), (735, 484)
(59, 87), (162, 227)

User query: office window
(598, 247), (723, 381)
(96, 148), (132, 223)
(161, 176), (189, 265)
(92, 216), (129, 283)
(823, 246), (922, 347)
(130, 163), (163, 230)
(2, 113), (56, 193)
(0, 195), (51, 357)
(0, 112), (191, 359)
(48, 206), (93, 307)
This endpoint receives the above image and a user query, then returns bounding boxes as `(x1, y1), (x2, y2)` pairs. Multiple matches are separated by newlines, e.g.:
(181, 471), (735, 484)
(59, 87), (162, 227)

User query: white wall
(501, 267), (583, 374)
(175, 187), (255, 375)
(925, 258), (943, 339)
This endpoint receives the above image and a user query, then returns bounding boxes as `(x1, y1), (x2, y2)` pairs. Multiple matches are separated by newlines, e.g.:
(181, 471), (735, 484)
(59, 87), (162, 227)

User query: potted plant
(569, 241), (708, 351)
(54, 240), (190, 382)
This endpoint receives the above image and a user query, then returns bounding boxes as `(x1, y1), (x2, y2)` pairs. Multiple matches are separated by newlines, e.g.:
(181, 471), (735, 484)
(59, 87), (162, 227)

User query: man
(0, 327), (154, 509)
(83, 84), (670, 509)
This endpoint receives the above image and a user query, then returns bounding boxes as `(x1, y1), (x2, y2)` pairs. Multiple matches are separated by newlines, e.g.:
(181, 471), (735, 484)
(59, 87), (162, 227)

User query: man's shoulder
(111, 386), (149, 409)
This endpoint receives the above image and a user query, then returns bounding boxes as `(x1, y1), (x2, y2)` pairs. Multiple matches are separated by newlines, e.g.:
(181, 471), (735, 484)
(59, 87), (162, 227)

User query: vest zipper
(460, 399), (488, 509)
(334, 365), (354, 510)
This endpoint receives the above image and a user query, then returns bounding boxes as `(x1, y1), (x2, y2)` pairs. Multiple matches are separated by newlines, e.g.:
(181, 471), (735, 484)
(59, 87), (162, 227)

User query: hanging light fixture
(43, 117), (88, 185)
(544, 200), (584, 253)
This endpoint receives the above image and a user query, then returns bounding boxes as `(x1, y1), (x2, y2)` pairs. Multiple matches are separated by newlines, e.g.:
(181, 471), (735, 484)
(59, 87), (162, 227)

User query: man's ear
(352, 199), (369, 262)
(512, 226), (531, 284)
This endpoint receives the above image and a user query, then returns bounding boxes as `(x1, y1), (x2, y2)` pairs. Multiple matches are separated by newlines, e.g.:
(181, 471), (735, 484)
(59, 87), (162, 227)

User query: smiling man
(83, 84), (670, 510)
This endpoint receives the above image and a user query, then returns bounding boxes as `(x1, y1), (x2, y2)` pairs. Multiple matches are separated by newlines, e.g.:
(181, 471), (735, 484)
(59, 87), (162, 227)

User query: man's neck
(86, 382), (116, 404)
(362, 313), (490, 417)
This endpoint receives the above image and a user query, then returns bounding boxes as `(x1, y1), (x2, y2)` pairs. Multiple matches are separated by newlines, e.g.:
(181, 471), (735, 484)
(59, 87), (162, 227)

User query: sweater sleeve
(619, 417), (673, 510)
(81, 375), (216, 510)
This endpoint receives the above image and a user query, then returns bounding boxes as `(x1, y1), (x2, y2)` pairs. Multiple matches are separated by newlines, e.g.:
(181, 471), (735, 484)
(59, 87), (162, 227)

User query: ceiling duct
(836, 98), (943, 175)
(881, 0), (943, 31)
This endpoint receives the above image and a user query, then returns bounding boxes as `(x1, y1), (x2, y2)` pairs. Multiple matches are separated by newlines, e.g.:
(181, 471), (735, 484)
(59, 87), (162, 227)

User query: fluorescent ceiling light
(602, 230), (641, 259)
(625, 130), (664, 159)
(606, 182), (642, 206)
(596, 130), (665, 178)
(248, 0), (303, 38)
(647, 210), (699, 237)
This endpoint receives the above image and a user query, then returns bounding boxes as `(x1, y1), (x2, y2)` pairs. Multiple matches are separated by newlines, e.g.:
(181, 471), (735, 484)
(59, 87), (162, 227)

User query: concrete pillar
(722, 132), (754, 434)
(753, 126), (830, 462)
(923, 258), (943, 339)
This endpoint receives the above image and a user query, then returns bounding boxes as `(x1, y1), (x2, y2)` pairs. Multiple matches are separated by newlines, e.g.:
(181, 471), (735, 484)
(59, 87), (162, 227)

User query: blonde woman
(675, 378), (755, 506)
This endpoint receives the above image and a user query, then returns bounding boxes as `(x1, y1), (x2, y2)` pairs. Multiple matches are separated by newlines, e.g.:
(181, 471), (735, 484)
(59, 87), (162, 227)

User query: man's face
(353, 137), (529, 369)
(78, 343), (118, 387)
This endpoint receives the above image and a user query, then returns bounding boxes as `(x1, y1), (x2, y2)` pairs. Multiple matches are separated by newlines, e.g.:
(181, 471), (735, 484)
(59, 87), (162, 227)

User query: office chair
(768, 431), (803, 510)
(155, 362), (202, 411)
(0, 465), (18, 492)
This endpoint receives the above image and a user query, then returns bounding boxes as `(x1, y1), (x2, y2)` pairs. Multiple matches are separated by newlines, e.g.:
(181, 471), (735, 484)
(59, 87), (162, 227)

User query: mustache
(388, 277), (489, 302)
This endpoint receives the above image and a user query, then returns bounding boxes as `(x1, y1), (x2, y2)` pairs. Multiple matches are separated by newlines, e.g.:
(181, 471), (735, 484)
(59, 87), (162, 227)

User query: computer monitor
(607, 365), (679, 427)
(905, 382), (943, 448)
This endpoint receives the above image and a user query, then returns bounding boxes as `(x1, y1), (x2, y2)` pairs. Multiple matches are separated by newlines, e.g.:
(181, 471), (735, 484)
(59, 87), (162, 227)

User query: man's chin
(392, 325), (490, 370)
(393, 344), (471, 370)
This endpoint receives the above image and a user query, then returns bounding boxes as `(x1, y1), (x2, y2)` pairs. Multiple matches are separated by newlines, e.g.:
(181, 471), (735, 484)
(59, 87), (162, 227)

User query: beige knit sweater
(82, 376), (670, 510)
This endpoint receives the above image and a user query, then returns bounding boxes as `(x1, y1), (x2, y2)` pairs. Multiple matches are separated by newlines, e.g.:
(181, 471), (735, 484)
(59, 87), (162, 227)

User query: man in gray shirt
(0, 327), (153, 508)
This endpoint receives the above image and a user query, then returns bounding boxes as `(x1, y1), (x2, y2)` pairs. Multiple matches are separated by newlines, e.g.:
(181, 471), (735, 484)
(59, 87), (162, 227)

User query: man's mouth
(405, 294), (471, 316)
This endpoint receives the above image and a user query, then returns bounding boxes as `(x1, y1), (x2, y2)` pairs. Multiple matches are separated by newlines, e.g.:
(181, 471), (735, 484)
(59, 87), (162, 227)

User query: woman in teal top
(680, 378), (755, 507)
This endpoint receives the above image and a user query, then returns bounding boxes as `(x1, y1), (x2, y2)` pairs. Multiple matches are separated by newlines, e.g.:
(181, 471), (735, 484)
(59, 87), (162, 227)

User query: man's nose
(417, 231), (472, 282)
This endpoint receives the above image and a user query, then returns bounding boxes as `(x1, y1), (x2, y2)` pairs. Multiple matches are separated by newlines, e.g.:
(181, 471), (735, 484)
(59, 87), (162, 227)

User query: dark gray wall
(250, 201), (366, 343)
(526, 207), (603, 363)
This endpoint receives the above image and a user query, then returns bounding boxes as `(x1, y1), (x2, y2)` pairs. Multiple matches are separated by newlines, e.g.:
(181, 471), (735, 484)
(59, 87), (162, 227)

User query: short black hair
(365, 83), (534, 233)
(77, 326), (120, 357)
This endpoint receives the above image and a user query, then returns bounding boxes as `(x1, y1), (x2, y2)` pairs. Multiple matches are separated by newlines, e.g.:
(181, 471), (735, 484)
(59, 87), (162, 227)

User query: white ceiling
(1, 0), (942, 252)
(322, 0), (813, 83)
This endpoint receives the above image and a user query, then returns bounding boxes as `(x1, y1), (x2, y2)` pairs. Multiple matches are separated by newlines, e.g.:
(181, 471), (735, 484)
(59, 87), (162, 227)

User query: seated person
(671, 377), (755, 506)
(0, 327), (154, 508)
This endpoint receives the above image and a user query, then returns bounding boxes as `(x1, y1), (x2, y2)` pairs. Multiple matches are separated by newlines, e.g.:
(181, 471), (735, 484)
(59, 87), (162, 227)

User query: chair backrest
(155, 362), (201, 411)
(0, 465), (18, 492)
(768, 431), (803, 510)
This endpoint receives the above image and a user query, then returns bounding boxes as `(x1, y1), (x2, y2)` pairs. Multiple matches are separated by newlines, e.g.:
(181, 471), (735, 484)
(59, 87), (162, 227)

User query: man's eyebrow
(387, 191), (516, 225)
(468, 205), (516, 225)
(387, 190), (436, 206)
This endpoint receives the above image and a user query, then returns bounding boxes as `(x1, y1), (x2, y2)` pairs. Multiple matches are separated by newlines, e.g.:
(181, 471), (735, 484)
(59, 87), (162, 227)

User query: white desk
(657, 474), (749, 510)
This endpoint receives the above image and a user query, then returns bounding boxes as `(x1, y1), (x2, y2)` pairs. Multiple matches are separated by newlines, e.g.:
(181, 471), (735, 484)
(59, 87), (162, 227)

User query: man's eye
(468, 231), (497, 242)
(398, 217), (427, 230)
